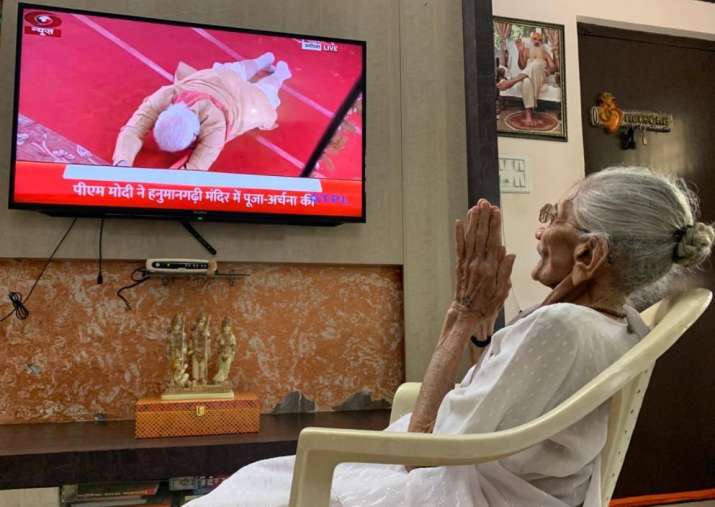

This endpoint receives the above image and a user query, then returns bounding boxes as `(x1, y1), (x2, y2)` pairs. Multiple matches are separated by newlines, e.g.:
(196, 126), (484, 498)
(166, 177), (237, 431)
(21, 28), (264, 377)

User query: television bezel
(8, 2), (367, 226)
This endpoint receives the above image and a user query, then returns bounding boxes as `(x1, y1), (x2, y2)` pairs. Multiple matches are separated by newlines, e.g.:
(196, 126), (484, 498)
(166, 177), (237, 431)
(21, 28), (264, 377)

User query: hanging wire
(97, 218), (105, 284)
(116, 267), (151, 311)
(1, 218), (78, 322)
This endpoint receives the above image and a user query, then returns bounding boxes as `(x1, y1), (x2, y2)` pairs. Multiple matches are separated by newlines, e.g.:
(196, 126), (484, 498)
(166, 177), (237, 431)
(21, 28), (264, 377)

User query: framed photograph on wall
(494, 17), (567, 141)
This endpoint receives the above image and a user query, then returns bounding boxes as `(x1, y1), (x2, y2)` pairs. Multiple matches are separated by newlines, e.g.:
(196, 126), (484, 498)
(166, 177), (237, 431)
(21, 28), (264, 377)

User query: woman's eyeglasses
(539, 203), (558, 224)
(539, 202), (592, 235)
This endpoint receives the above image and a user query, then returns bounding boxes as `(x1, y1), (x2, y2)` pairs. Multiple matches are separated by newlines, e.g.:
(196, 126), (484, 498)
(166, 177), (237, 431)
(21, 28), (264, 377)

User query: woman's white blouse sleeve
(433, 306), (581, 435)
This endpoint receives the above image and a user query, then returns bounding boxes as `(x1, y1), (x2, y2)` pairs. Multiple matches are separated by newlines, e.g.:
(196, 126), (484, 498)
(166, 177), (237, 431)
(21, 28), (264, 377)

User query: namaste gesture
(452, 199), (516, 340)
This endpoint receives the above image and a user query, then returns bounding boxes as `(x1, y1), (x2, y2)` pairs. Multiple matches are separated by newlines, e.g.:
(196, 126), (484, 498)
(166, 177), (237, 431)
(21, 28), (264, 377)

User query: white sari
(187, 303), (643, 507)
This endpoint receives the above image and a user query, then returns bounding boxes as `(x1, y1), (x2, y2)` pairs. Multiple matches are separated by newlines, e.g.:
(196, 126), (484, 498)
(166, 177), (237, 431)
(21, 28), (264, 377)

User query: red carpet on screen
(17, 11), (363, 180)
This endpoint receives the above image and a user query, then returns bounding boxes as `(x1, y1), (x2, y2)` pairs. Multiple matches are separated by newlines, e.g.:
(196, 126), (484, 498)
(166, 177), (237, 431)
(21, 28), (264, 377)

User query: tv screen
(10, 4), (366, 224)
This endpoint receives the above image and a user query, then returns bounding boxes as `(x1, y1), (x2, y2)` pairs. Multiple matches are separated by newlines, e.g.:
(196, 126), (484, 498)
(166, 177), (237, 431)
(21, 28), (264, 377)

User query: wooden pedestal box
(135, 393), (260, 438)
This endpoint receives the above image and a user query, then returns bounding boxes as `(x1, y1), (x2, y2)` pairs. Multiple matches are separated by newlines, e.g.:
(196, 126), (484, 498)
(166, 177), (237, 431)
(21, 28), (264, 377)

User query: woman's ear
(571, 235), (609, 286)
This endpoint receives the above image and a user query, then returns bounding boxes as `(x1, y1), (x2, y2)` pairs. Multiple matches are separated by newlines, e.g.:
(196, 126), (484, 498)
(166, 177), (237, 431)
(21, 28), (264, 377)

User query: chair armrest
(288, 426), (537, 507)
(389, 382), (421, 424)
(297, 426), (527, 466)
(288, 355), (673, 507)
(389, 382), (459, 424)
(289, 289), (713, 507)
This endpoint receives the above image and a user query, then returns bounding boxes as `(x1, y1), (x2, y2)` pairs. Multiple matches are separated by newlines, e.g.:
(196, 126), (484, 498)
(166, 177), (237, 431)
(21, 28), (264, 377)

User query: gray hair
(571, 167), (714, 308)
(154, 103), (200, 153)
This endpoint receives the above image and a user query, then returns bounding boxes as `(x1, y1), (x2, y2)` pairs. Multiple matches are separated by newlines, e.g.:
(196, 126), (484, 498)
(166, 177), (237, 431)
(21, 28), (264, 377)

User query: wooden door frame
(577, 22), (715, 52)
(462, 0), (500, 207)
(462, 0), (502, 332)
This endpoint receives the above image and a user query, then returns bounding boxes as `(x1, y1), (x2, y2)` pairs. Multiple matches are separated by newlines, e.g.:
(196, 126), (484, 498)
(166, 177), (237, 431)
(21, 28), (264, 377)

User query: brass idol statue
(161, 314), (237, 400)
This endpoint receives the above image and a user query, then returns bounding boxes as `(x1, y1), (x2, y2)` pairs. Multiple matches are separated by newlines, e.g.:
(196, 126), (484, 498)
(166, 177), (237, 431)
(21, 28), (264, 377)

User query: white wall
(494, 0), (715, 318)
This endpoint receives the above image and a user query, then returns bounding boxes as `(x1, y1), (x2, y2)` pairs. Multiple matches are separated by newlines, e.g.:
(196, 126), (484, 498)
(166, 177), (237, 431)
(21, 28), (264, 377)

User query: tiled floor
(659, 502), (715, 507)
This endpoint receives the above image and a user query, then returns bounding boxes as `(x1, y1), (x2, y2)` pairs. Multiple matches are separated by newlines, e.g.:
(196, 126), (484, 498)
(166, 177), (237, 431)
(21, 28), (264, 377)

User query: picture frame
(494, 16), (567, 141)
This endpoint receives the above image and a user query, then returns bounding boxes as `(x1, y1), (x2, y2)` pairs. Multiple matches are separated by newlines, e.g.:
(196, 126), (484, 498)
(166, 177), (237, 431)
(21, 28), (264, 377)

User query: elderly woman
(186, 167), (713, 507)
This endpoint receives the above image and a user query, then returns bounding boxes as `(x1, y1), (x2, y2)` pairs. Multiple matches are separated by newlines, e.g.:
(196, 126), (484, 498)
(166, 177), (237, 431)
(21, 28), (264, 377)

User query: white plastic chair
(288, 288), (711, 507)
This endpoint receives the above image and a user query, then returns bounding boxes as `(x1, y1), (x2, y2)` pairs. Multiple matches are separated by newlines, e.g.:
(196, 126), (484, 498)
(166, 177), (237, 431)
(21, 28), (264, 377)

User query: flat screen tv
(9, 3), (366, 224)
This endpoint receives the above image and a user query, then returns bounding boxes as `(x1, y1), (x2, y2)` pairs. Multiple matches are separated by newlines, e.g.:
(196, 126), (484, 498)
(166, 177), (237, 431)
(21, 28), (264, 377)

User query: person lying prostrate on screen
(112, 52), (291, 171)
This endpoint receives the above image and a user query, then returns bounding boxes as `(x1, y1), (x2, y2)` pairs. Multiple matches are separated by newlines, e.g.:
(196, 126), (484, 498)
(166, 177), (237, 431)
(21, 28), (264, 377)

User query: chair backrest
(311, 289), (710, 507)
(599, 290), (710, 505)
(600, 365), (654, 505)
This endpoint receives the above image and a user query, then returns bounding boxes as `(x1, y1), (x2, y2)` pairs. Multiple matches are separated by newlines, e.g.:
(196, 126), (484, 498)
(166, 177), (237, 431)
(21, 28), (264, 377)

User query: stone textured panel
(0, 260), (404, 423)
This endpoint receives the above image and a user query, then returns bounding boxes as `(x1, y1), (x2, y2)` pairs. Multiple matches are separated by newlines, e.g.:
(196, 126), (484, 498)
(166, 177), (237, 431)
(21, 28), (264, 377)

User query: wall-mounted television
(9, 3), (366, 224)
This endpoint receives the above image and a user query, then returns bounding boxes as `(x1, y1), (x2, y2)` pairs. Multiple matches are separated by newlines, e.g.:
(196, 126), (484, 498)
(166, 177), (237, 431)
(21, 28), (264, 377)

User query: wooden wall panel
(578, 22), (715, 495)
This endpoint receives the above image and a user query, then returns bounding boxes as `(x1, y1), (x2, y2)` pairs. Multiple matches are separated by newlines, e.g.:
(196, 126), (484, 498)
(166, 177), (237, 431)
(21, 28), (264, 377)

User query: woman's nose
(535, 225), (545, 240)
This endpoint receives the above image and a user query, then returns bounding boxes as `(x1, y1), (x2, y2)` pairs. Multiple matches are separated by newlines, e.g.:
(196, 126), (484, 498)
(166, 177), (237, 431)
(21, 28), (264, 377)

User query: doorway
(579, 22), (715, 497)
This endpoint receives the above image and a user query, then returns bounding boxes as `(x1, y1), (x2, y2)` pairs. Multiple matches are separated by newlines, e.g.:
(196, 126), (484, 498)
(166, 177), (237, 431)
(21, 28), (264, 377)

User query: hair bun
(675, 222), (715, 267)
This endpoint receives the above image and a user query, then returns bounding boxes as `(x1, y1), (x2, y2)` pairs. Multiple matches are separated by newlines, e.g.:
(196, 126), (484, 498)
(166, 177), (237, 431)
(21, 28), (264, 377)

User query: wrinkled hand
(452, 199), (516, 339)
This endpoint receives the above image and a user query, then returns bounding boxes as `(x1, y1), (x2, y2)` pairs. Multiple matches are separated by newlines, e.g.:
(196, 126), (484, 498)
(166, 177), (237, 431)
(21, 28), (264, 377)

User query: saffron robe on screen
(113, 62), (277, 171)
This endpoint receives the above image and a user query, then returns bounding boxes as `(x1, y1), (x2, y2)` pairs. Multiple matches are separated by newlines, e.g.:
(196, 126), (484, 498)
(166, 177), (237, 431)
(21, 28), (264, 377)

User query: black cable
(5, 292), (29, 320)
(1, 217), (78, 322)
(97, 218), (105, 284)
(116, 267), (151, 311)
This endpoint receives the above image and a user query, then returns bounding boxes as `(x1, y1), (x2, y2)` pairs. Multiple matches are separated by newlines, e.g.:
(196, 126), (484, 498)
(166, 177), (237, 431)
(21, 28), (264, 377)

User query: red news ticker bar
(13, 161), (362, 217)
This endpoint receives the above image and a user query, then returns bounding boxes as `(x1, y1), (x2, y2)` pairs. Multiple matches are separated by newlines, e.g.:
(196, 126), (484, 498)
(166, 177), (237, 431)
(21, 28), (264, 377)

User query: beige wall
(0, 0), (404, 264)
(5, 0), (711, 398)
(2, 6), (715, 505)
(400, 0), (468, 380)
(495, 0), (715, 319)
(0, 0), (466, 383)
